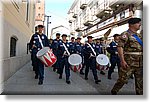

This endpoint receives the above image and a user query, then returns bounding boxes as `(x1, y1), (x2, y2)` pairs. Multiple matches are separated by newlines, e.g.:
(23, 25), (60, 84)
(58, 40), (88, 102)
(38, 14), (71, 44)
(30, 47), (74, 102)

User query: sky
(45, 0), (74, 38)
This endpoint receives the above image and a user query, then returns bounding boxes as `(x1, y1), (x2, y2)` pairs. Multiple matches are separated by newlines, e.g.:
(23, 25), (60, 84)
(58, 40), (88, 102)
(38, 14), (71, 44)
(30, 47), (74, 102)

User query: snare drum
(36, 47), (57, 67)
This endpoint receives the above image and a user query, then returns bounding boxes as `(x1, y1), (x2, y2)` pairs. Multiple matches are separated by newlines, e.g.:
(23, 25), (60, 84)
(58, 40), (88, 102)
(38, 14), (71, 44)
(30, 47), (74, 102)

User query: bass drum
(96, 54), (109, 66)
(68, 54), (82, 66)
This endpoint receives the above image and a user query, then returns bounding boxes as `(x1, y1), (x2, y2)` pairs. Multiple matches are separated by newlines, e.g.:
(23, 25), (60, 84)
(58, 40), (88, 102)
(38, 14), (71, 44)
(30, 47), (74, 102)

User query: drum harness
(87, 43), (96, 57)
(62, 43), (70, 56)
(37, 35), (44, 48)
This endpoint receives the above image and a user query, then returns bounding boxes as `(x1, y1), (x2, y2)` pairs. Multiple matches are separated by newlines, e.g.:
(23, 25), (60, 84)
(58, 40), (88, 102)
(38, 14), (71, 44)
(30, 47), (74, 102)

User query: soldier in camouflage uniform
(111, 18), (143, 95)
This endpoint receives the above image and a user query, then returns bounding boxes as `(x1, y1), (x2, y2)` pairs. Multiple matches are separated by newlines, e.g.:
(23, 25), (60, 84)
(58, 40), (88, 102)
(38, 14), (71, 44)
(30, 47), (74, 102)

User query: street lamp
(45, 15), (51, 37)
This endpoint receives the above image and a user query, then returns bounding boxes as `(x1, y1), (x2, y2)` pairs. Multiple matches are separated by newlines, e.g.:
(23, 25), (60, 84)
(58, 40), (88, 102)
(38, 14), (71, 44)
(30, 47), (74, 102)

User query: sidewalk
(2, 61), (99, 95)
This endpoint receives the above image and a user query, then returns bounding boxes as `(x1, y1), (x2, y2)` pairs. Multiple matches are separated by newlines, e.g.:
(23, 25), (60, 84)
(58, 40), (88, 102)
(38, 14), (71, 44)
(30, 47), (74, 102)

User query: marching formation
(29, 17), (143, 95)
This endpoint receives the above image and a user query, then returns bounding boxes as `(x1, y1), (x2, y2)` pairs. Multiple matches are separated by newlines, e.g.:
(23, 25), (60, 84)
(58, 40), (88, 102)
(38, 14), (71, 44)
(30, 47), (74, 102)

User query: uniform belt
(124, 52), (142, 55)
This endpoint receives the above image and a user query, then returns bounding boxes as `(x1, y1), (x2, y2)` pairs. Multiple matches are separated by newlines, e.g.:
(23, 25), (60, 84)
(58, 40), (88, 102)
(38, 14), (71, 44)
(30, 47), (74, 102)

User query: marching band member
(51, 33), (62, 72)
(99, 37), (106, 75)
(95, 38), (103, 71)
(58, 34), (71, 84)
(69, 37), (76, 54)
(74, 37), (84, 75)
(107, 34), (121, 80)
(29, 25), (50, 85)
(84, 36), (101, 84)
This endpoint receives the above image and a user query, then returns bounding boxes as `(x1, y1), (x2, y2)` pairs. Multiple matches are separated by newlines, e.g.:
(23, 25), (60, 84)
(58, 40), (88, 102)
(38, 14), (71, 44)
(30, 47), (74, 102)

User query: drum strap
(87, 43), (96, 56)
(62, 43), (70, 56)
(37, 35), (44, 48)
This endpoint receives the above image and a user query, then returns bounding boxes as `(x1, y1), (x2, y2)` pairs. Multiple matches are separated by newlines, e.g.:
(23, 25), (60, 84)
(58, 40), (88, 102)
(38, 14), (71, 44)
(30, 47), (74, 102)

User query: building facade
(35, 0), (45, 26)
(68, 0), (142, 41)
(0, 0), (36, 92)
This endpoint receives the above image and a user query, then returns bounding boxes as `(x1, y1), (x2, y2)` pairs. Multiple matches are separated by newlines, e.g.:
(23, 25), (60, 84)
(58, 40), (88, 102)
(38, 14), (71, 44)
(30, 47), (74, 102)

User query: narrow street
(0, 0), (142, 96)
(2, 61), (135, 95)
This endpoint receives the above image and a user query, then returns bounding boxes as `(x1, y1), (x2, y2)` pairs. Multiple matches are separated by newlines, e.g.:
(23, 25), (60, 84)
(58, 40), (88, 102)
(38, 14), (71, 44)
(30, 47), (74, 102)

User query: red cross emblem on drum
(37, 47), (57, 67)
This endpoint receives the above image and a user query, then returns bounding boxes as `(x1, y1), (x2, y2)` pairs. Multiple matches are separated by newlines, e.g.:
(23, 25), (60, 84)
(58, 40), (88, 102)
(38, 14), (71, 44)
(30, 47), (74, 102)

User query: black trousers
(85, 57), (98, 81)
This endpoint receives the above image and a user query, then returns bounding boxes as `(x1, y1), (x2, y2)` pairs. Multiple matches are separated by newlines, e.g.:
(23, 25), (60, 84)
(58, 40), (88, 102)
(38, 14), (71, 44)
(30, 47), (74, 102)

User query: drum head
(96, 54), (109, 66)
(37, 47), (50, 57)
(68, 54), (82, 66)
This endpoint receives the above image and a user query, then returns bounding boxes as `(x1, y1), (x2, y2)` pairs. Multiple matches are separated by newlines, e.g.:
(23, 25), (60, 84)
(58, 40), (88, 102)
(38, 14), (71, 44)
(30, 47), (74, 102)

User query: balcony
(83, 20), (93, 26)
(72, 14), (78, 18)
(109, 0), (121, 9)
(75, 27), (82, 32)
(96, 9), (112, 19)
(69, 20), (73, 23)
(70, 31), (75, 35)
(80, 4), (87, 10)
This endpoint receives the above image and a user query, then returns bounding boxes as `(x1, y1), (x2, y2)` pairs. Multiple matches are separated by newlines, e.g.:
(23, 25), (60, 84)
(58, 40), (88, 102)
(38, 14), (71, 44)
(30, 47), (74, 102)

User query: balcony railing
(96, 9), (112, 19)
(80, 4), (87, 10)
(75, 27), (82, 32)
(72, 14), (78, 18)
(69, 20), (73, 23)
(83, 20), (93, 26)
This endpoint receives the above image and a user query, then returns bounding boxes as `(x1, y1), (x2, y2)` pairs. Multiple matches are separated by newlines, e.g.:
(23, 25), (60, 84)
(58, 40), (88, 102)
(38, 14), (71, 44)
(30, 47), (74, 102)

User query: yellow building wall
(0, 0), (36, 88)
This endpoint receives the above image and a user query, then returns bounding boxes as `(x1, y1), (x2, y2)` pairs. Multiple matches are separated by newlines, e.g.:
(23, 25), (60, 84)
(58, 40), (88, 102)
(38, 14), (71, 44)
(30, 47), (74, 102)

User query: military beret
(62, 34), (67, 37)
(37, 25), (44, 28)
(128, 18), (141, 24)
(87, 36), (93, 39)
(56, 33), (61, 36)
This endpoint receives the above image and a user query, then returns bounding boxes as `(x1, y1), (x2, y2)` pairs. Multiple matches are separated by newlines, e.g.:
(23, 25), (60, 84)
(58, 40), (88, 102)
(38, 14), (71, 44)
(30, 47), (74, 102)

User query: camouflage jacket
(118, 29), (143, 67)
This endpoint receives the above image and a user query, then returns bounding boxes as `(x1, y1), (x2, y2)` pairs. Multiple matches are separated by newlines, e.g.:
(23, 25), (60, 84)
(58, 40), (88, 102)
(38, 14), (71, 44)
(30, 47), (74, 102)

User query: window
(10, 37), (18, 57)
(12, 0), (20, 11)
(26, 0), (29, 21)
(37, 0), (41, 3)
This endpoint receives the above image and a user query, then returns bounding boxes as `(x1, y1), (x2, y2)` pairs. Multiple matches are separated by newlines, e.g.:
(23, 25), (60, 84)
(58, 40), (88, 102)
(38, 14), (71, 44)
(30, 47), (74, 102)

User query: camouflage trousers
(111, 66), (143, 95)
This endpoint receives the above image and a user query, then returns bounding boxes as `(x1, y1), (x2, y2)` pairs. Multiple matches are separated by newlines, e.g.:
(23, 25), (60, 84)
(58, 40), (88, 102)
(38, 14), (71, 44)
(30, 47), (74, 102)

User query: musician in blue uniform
(51, 33), (62, 72)
(49, 38), (53, 49)
(99, 37), (106, 75)
(95, 38), (103, 55)
(69, 37), (76, 54)
(95, 38), (103, 71)
(74, 37), (84, 75)
(107, 34), (121, 79)
(58, 34), (71, 84)
(84, 36), (101, 84)
(29, 25), (50, 85)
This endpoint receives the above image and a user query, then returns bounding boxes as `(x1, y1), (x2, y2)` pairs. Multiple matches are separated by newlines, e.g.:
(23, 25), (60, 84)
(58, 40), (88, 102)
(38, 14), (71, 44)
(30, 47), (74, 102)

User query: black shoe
(38, 80), (43, 85)
(53, 68), (56, 72)
(33, 67), (35, 71)
(56, 70), (59, 74)
(95, 80), (101, 84)
(35, 75), (38, 79)
(108, 76), (112, 80)
(111, 90), (117, 95)
(130, 75), (134, 79)
(66, 80), (71, 84)
(85, 77), (88, 80)
(59, 75), (62, 79)
(80, 71), (84, 75)
(100, 71), (105, 75)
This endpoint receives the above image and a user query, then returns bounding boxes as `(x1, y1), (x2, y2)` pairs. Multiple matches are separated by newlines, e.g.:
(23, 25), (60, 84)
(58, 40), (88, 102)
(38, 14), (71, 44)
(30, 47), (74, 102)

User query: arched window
(10, 36), (18, 57)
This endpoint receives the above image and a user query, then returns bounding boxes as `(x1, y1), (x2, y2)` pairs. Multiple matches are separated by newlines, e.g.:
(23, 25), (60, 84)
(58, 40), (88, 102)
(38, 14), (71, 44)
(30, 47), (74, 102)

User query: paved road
(1, 61), (135, 95)
(76, 68), (135, 95)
